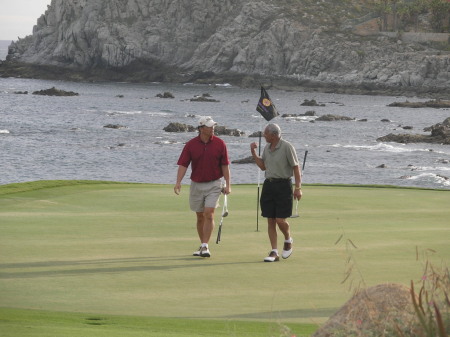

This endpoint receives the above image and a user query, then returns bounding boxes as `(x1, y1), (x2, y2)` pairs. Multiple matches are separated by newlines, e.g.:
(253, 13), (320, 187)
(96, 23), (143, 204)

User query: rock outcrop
(388, 99), (450, 108)
(163, 122), (244, 136)
(377, 117), (450, 144)
(32, 86), (79, 96)
(316, 114), (355, 121)
(1, 0), (449, 96)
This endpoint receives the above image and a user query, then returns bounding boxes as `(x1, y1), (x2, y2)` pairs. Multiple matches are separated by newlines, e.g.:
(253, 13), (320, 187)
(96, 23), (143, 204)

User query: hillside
(0, 0), (449, 97)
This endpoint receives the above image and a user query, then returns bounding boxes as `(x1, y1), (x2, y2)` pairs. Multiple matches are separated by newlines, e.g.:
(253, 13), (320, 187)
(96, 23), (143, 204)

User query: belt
(194, 178), (220, 183)
(265, 178), (291, 182)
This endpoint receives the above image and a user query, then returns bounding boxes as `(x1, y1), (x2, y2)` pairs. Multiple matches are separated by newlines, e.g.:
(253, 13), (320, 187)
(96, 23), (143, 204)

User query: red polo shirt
(177, 135), (230, 183)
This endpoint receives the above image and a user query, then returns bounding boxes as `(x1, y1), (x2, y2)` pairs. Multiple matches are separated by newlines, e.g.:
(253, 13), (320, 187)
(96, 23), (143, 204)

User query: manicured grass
(0, 307), (317, 337)
(0, 181), (449, 336)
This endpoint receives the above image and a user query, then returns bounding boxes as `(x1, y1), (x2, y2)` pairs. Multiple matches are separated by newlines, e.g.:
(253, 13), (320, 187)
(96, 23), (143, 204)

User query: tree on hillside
(428, 0), (450, 32)
(391, 0), (401, 30)
(373, 0), (406, 31)
(405, 0), (429, 31)
(373, 0), (391, 30)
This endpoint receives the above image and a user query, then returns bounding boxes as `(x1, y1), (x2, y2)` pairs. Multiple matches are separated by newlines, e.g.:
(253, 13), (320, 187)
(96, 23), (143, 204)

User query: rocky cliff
(2, 0), (450, 96)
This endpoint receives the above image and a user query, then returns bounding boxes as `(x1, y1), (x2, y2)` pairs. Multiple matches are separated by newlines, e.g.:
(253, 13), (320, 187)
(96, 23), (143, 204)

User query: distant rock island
(1, 0), (449, 97)
(377, 118), (450, 144)
(388, 100), (450, 108)
(32, 87), (79, 96)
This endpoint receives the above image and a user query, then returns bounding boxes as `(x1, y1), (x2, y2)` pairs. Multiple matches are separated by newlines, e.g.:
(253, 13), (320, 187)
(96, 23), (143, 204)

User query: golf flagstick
(216, 193), (228, 244)
(256, 129), (262, 232)
(254, 85), (279, 231)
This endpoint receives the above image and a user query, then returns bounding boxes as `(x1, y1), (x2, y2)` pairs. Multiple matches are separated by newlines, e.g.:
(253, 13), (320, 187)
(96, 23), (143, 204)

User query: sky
(0, 0), (52, 41)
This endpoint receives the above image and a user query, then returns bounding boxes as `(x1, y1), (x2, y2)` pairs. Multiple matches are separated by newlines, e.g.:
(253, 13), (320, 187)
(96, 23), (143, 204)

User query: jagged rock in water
(316, 114), (355, 121)
(104, 124), (127, 129)
(388, 99), (450, 108)
(377, 117), (450, 144)
(163, 122), (243, 136)
(163, 123), (196, 133)
(301, 99), (325, 107)
(156, 92), (174, 99)
(32, 87), (79, 96)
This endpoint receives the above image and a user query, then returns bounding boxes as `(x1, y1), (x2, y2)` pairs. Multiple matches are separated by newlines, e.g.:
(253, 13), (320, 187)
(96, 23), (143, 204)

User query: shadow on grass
(0, 256), (259, 279)
(224, 308), (338, 320)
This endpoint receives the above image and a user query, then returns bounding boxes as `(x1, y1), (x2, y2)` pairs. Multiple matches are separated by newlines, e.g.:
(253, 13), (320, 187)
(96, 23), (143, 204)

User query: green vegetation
(0, 181), (449, 336)
(373, 0), (450, 32)
(0, 308), (317, 337)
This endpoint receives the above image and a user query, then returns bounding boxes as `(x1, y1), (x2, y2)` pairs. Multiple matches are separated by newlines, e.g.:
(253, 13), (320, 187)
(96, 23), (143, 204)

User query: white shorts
(189, 179), (222, 212)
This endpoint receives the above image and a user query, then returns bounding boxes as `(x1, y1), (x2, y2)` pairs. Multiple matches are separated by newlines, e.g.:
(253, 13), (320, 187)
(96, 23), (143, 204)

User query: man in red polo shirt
(174, 116), (231, 258)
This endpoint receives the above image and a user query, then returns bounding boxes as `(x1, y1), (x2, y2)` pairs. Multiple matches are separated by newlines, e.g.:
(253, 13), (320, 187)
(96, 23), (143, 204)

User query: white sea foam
(412, 165), (450, 172)
(105, 110), (143, 115)
(154, 140), (179, 145)
(407, 173), (450, 187)
(214, 83), (232, 87)
(105, 110), (170, 116)
(331, 143), (448, 154)
(284, 115), (317, 122)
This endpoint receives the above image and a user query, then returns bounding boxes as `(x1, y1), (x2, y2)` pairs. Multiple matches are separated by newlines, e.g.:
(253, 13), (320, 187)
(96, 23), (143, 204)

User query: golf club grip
(302, 150), (308, 171)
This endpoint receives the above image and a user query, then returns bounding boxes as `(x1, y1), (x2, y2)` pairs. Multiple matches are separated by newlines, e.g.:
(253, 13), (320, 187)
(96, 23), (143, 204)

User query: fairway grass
(0, 181), (449, 336)
(0, 307), (317, 337)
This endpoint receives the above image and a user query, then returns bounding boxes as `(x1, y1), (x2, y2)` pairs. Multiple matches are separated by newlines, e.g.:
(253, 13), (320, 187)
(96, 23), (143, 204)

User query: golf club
(223, 194), (228, 217)
(290, 150), (307, 218)
(216, 194), (228, 244)
(290, 199), (299, 218)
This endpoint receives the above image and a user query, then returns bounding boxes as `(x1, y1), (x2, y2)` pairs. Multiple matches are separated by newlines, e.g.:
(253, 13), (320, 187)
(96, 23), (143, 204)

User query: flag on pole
(256, 86), (279, 121)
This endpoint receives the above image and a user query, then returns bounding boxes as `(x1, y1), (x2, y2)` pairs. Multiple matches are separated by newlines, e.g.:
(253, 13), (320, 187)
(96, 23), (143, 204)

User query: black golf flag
(256, 86), (279, 121)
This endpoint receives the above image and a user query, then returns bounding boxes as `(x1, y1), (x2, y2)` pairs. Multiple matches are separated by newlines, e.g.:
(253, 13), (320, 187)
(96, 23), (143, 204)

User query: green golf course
(0, 181), (449, 336)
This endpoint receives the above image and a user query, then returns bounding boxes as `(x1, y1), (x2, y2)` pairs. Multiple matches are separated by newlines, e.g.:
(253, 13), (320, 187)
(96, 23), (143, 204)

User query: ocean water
(1, 77), (449, 189)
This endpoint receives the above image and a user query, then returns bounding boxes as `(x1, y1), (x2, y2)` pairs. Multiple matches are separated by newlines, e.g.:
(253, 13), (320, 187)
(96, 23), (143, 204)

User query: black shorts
(260, 179), (293, 218)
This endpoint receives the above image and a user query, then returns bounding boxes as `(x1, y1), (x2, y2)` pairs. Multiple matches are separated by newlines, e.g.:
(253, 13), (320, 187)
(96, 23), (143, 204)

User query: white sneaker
(264, 250), (280, 262)
(193, 246), (201, 256)
(282, 238), (293, 259)
(200, 246), (211, 258)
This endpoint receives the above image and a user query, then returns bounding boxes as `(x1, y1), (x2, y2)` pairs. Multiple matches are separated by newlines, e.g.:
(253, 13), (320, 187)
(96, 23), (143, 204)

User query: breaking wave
(331, 143), (448, 154)
(405, 172), (450, 187)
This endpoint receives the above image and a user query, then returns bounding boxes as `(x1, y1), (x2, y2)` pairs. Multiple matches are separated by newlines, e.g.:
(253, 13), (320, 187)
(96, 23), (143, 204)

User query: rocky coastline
(1, 59), (449, 98)
(1, 0), (449, 98)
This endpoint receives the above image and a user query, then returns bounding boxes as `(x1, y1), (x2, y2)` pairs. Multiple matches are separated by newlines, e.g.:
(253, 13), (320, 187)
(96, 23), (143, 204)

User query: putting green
(0, 181), (449, 326)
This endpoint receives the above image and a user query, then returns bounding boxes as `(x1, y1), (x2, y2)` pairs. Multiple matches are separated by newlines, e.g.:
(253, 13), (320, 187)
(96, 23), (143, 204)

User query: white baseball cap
(198, 116), (217, 127)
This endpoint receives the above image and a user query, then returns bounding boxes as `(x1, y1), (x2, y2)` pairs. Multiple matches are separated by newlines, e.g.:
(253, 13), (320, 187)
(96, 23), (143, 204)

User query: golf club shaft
(302, 150), (308, 172)
(216, 193), (227, 244)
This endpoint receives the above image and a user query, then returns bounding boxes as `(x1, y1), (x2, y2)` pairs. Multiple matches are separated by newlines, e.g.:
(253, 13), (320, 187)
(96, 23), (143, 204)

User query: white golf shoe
(282, 238), (293, 259)
(200, 246), (211, 258)
(193, 246), (201, 256)
(264, 250), (280, 262)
